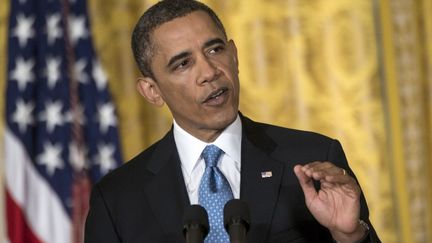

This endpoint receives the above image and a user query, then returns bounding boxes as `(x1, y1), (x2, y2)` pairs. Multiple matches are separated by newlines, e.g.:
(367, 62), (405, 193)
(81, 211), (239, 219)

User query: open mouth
(203, 87), (228, 104)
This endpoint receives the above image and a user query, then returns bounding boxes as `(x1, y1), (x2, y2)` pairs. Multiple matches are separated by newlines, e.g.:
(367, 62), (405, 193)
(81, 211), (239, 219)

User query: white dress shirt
(173, 115), (242, 204)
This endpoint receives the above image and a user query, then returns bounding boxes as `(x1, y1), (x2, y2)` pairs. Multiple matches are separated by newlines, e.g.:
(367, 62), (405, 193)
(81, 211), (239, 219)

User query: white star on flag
(65, 104), (86, 125)
(39, 100), (65, 132)
(12, 14), (35, 47)
(37, 142), (64, 176)
(92, 60), (108, 90)
(94, 143), (116, 174)
(68, 15), (88, 45)
(12, 99), (34, 133)
(97, 102), (117, 133)
(46, 14), (63, 44)
(69, 142), (87, 171)
(46, 57), (61, 88)
(74, 58), (88, 84)
(10, 57), (35, 90)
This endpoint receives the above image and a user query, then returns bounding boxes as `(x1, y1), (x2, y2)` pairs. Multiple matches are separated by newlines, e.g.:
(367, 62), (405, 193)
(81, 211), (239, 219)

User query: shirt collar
(173, 115), (242, 177)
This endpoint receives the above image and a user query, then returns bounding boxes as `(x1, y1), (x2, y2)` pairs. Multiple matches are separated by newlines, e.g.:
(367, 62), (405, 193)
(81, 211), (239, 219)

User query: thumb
(294, 165), (317, 201)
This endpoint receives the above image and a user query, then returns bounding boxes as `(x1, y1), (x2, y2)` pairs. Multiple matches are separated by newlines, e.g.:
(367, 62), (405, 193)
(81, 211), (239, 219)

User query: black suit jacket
(85, 115), (381, 243)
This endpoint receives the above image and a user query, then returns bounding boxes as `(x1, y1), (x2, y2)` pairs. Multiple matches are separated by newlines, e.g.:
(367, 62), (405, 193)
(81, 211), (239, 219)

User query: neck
(173, 115), (239, 143)
(173, 122), (228, 143)
(195, 129), (223, 143)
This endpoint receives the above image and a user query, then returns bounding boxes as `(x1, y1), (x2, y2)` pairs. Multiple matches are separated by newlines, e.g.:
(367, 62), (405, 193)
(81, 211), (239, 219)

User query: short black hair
(131, 0), (227, 78)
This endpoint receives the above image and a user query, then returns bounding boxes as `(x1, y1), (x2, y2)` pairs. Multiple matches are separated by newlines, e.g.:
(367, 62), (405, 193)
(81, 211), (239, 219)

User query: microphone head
(223, 199), (250, 231)
(182, 204), (209, 237)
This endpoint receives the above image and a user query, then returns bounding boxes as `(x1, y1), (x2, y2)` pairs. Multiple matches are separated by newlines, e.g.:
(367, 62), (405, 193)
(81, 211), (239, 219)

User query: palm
(305, 182), (359, 233)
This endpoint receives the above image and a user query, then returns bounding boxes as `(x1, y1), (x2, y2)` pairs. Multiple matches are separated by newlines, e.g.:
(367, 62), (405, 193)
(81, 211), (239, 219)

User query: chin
(212, 110), (238, 129)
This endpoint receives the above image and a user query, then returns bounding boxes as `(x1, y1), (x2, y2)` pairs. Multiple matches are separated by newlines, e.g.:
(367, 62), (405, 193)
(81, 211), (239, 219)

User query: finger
(294, 165), (317, 199)
(320, 180), (361, 199)
(301, 161), (331, 179)
(303, 162), (343, 180)
(319, 177), (356, 188)
(294, 165), (312, 185)
(304, 162), (344, 175)
(324, 172), (356, 184)
(302, 161), (330, 172)
(303, 161), (333, 170)
(320, 166), (347, 179)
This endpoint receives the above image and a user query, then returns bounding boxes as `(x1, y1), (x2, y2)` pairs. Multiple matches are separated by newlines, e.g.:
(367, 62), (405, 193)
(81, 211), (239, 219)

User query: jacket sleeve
(84, 184), (121, 243)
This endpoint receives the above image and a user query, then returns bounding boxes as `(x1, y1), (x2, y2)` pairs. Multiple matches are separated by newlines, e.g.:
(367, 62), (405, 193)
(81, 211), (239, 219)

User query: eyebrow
(203, 38), (225, 49)
(166, 38), (226, 69)
(167, 51), (191, 69)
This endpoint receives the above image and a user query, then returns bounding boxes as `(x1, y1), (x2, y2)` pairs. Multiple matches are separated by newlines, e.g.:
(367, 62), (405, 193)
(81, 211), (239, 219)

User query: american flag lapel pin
(261, 171), (272, 178)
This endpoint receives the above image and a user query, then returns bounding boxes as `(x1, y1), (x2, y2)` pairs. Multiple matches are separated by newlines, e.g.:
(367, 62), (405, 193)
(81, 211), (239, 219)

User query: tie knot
(202, 145), (222, 167)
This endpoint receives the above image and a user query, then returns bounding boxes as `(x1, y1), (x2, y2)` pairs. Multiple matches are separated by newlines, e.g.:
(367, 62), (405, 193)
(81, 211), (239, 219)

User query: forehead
(150, 11), (225, 56)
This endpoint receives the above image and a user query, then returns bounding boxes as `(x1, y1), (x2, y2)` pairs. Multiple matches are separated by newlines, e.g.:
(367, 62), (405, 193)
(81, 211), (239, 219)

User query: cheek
(167, 85), (198, 106)
(213, 59), (235, 78)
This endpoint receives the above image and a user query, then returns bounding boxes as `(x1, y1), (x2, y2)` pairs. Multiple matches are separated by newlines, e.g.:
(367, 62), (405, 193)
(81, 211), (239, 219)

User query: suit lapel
(133, 130), (190, 241)
(240, 116), (284, 242)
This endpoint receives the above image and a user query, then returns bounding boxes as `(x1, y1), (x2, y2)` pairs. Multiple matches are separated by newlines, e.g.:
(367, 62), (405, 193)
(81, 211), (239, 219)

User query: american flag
(4, 0), (123, 242)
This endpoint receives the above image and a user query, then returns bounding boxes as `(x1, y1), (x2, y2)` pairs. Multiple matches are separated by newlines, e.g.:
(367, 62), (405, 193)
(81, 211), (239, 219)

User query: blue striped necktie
(198, 145), (233, 243)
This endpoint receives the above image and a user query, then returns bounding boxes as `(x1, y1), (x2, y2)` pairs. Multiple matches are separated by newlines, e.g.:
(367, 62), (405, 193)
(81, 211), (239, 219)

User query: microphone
(183, 205), (209, 243)
(224, 199), (250, 243)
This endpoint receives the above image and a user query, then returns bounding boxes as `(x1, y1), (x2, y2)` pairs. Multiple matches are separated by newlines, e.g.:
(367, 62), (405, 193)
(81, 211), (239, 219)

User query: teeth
(211, 89), (224, 98)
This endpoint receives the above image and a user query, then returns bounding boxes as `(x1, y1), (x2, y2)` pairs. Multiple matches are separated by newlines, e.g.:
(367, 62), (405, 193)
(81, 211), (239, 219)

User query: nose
(197, 55), (219, 85)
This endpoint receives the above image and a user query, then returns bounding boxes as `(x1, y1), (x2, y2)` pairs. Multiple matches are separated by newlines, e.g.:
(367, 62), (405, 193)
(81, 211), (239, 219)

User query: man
(85, 0), (381, 242)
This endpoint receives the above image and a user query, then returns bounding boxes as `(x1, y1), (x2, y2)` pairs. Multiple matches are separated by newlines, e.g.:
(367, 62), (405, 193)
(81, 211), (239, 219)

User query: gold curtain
(1, 0), (431, 242)
(378, 0), (432, 242)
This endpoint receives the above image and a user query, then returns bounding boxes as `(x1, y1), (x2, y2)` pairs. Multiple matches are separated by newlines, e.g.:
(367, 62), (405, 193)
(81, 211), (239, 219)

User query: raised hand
(294, 162), (367, 243)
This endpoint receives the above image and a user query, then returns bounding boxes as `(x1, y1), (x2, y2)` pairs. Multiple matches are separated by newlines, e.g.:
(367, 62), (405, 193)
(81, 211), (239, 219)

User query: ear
(228, 39), (239, 72)
(136, 77), (165, 107)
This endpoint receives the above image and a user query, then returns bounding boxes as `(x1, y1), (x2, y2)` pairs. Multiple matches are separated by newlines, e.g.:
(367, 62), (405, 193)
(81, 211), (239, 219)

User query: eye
(208, 45), (225, 54)
(174, 59), (190, 70)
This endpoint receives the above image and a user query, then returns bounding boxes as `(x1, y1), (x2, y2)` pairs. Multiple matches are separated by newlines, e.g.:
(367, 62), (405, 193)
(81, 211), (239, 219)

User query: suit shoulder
(243, 118), (346, 166)
(249, 119), (335, 145)
(241, 116), (342, 162)
(94, 137), (163, 190)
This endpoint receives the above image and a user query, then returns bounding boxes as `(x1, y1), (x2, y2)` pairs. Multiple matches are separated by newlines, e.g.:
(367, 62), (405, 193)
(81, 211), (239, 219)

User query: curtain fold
(377, 0), (432, 242)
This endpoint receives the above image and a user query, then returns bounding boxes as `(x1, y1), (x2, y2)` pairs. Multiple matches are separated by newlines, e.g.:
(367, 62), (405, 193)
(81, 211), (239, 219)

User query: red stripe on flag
(6, 190), (42, 243)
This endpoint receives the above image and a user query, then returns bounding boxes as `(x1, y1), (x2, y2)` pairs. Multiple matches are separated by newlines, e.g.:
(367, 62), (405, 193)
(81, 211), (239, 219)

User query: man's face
(138, 11), (240, 142)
